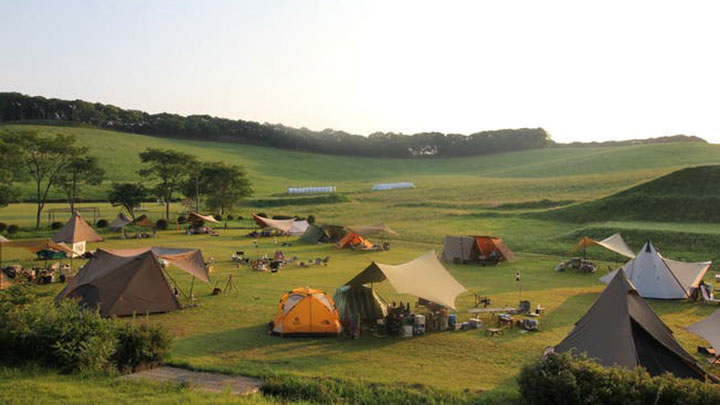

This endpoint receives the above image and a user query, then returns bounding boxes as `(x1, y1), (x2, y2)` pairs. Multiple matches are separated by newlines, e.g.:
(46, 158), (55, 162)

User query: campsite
(2, 123), (720, 403)
(4, 3), (720, 403)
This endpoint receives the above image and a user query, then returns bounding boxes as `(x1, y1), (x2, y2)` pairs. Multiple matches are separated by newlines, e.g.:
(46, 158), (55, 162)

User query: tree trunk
(36, 203), (42, 229)
(165, 200), (170, 220)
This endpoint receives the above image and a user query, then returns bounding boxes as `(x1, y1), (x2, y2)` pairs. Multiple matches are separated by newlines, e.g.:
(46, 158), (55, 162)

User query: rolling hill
(535, 165), (720, 223)
(3, 124), (720, 203)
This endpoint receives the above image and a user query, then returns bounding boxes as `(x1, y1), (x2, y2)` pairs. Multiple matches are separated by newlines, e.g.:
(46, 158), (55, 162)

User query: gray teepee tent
(555, 270), (714, 381)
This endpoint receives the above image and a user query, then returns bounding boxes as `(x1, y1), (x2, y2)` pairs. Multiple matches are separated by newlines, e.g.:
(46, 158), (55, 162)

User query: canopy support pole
(187, 277), (196, 306)
(163, 269), (188, 301)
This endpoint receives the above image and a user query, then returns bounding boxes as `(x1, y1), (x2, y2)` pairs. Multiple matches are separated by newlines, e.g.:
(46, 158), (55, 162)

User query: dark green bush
(112, 322), (172, 372)
(518, 352), (720, 405)
(0, 286), (173, 375)
(213, 214), (222, 221)
(226, 214), (234, 220)
(177, 216), (186, 224)
(7, 225), (18, 234)
(50, 221), (64, 229)
(307, 215), (316, 224)
(256, 212), (267, 218)
(0, 222), (6, 232)
(96, 219), (108, 228)
(155, 219), (168, 230)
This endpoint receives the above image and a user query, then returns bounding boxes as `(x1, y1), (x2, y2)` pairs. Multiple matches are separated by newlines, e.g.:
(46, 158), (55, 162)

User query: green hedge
(518, 352), (720, 405)
(0, 284), (172, 374)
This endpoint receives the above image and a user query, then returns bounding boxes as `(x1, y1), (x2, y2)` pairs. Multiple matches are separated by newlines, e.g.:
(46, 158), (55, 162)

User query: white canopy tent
(576, 233), (635, 259)
(599, 241), (710, 299)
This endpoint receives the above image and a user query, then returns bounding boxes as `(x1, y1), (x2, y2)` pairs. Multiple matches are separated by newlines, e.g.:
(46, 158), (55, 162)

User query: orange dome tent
(272, 287), (342, 337)
(336, 232), (374, 250)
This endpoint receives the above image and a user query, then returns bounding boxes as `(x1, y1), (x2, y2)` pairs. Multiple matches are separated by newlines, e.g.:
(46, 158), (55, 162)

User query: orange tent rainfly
(441, 235), (514, 263)
(336, 232), (374, 250)
(271, 287), (342, 337)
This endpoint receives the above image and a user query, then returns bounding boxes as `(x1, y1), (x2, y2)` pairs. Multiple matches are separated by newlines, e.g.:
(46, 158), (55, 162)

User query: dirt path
(119, 366), (262, 396)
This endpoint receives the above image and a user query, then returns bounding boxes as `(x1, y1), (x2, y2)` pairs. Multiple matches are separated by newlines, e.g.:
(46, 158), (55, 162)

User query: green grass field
(2, 125), (720, 403)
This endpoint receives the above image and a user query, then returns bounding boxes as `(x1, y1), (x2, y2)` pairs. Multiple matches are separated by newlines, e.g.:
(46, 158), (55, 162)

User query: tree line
(0, 128), (253, 228)
(0, 92), (553, 157)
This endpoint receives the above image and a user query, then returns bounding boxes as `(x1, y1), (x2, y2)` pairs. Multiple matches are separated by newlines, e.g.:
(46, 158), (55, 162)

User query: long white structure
(372, 182), (415, 191)
(287, 186), (336, 194)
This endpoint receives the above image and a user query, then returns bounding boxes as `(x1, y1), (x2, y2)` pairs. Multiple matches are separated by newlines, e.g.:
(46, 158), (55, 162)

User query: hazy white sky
(2, 1), (720, 143)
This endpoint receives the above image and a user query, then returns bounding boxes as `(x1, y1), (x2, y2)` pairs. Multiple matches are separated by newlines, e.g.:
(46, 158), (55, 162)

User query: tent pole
(163, 268), (188, 300)
(188, 277), (196, 306)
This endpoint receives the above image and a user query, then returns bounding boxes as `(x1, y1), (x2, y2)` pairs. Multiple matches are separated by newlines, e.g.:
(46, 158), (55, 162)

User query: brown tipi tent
(56, 249), (195, 317)
(554, 271), (714, 381)
(52, 211), (102, 256)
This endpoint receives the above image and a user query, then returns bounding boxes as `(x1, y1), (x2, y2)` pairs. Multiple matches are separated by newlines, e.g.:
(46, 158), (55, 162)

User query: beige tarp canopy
(600, 241), (710, 299)
(345, 250), (467, 310)
(688, 309), (720, 354)
(289, 220), (310, 236)
(576, 233), (635, 259)
(52, 211), (103, 244)
(102, 247), (210, 283)
(346, 224), (398, 238)
(252, 213), (295, 233)
(0, 235), (9, 243)
(189, 212), (219, 224)
(3, 239), (76, 255)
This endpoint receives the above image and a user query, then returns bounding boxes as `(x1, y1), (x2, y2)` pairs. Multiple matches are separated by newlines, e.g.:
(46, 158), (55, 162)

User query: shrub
(226, 214), (234, 220)
(256, 212), (267, 218)
(51, 221), (64, 230)
(177, 216), (186, 224)
(155, 219), (168, 230)
(0, 222), (8, 232)
(0, 287), (173, 374)
(236, 215), (243, 220)
(7, 225), (19, 234)
(112, 322), (172, 372)
(518, 352), (720, 405)
(307, 215), (316, 224)
(213, 214), (222, 221)
(96, 219), (108, 228)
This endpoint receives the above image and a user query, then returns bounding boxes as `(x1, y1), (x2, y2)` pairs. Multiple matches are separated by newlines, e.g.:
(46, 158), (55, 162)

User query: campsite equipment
(413, 314), (426, 335)
(468, 318), (482, 329)
(439, 311), (449, 331)
(336, 232), (375, 250)
(52, 211), (103, 257)
(441, 235), (514, 265)
(55, 247), (209, 317)
(555, 270), (715, 381)
(448, 314), (457, 329)
(688, 309), (720, 364)
(300, 224), (346, 244)
(334, 285), (388, 323)
(401, 324), (414, 338)
(521, 318), (539, 331)
(575, 233), (635, 260)
(555, 258), (597, 273)
(344, 250), (467, 311)
(109, 212), (133, 231)
(599, 241), (710, 299)
(271, 287), (342, 337)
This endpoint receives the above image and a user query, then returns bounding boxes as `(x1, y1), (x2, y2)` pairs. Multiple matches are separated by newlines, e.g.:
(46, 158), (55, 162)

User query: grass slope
(536, 165), (720, 223)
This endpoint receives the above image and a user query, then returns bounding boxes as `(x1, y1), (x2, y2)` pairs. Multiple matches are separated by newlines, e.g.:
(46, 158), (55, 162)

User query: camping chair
(322, 256), (330, 266)
(700, 284), (720, 305)
(314, 258), (322, 266)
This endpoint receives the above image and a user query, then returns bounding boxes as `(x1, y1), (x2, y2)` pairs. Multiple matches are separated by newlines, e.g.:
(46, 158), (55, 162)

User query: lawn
(2, 125), (720, 402)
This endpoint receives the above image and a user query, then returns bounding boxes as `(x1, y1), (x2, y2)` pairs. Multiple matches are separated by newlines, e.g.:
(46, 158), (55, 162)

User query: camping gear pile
(555, 257), (597, 273)
(186, 212), (220, 235)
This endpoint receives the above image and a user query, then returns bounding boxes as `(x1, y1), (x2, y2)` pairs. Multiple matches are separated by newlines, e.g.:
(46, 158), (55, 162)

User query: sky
(2, 1), (720, 143)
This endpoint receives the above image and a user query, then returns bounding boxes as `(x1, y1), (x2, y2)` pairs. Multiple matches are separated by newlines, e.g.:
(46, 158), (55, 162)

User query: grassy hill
(3, 124), (720, 202)
(535, 165), (720, 223)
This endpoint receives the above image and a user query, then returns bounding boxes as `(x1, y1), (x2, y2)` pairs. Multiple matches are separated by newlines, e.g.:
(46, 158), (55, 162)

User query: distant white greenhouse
(287, 186), (336, 194)
(372, 182), (415, 191)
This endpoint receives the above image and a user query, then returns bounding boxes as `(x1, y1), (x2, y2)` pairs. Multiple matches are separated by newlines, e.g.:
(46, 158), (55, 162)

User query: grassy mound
(534, 165), (720, 223)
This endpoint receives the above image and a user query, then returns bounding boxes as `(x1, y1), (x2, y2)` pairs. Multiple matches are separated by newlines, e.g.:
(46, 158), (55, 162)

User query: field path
(119, 366), (262, 396)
